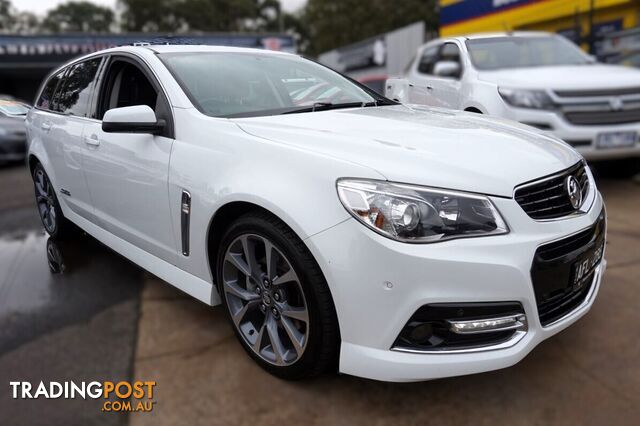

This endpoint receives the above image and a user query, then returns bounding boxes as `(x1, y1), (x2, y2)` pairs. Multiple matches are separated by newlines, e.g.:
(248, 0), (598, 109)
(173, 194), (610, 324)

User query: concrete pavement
(0, 163), (638, 425)
(130, 179), (640, 426)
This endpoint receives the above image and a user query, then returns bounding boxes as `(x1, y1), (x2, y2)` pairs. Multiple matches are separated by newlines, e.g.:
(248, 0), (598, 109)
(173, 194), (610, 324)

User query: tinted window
(36, 70), (65, 111)
(418, 45), (440, 74)
(56, 58), (102, 116)
(465, 36), (589, 70)
(99, 61), (158, 119)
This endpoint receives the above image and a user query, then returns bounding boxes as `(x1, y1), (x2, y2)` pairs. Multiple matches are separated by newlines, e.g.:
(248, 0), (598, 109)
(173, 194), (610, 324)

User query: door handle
(426, 86), (434, 91)
(41, 121), (52, 131)
(84, 134), (100, 146)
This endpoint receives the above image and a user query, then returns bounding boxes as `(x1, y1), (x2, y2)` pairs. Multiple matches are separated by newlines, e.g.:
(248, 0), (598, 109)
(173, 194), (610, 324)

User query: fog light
(409, 322), (433, 344)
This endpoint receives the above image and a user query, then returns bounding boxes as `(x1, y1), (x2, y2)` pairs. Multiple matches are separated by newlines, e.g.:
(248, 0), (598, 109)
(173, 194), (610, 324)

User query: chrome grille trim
(514, 162), (593, 221)
(547, 89), (640, 126)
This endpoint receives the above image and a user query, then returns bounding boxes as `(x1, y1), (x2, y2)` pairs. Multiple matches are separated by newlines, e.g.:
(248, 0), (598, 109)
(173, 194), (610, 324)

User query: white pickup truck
(386, 32), (640, 171)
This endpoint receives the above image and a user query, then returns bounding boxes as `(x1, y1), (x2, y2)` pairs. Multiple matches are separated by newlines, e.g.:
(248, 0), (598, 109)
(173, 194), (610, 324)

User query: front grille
(536, 271), (594, 326)
(0, 139), (26, 155)
(515, 162), (589, 220)
(565, 140), (591, 148)
(554, 87), (640, 97)
(531, 209), (606, 326)
(564, 108), (640, 125)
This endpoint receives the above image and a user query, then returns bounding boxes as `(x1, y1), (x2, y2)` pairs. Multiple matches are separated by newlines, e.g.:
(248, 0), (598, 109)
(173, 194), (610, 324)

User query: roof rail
(132, 42), (151, 47)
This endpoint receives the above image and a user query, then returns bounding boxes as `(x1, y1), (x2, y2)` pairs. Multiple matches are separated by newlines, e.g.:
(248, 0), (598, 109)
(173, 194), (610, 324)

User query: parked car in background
(607, 51), (640, 68)
(357, 75), (388, 95)
(27, 45), (606, 382)
(387, 32), (640, 174)
(0, 100), (29, 164)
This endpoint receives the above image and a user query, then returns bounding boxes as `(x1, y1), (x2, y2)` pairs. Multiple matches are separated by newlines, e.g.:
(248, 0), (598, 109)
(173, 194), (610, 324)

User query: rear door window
(55, 57), (103, 117)
(36, 70), (65, 111)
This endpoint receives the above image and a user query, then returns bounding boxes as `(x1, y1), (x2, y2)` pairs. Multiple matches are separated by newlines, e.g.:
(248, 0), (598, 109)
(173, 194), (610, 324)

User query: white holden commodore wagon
(26, 45), (606, 382)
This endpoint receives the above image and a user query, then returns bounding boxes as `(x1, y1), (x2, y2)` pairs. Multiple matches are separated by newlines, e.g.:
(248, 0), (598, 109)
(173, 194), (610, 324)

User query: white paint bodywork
(103, 104), (158, 123)
(392, 31), (640, 161)
(26, 45), (606, 382)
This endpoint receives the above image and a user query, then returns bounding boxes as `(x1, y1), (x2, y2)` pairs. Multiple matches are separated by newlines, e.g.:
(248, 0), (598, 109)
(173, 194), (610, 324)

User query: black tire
(216, 211), (340, 380)
(32, 163), (76, 239)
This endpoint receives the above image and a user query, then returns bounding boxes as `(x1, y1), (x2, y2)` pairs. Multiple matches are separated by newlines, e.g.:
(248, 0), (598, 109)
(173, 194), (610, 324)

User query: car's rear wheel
(216, 211), (339, 380)
(32, 163), (75, 239)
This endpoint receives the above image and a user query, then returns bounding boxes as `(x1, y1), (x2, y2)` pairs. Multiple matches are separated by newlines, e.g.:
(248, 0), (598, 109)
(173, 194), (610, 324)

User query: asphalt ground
(0, 162), (638, 425)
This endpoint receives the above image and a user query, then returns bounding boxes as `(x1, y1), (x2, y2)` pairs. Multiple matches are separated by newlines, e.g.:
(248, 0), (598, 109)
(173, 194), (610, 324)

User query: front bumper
(306, 190), (606, 382)
(498, 107), (640, 161)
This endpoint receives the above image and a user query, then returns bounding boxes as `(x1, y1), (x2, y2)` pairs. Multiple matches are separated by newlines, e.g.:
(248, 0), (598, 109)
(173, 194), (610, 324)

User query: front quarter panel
(168, 108), (385, 287)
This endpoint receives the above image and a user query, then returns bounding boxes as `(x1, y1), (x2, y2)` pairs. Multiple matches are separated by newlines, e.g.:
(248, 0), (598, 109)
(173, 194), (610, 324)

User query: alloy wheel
(34, 169), (57, 234)
(222, 234), (309, 366)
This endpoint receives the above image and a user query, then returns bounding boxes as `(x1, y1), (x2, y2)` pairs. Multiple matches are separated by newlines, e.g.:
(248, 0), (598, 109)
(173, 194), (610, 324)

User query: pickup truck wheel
(32, 164), (75, 239)
(217, 211), (340, 380)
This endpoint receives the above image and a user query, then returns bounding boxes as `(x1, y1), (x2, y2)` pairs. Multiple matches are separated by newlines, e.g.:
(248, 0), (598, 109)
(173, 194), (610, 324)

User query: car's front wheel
(216, 211), (340, 380)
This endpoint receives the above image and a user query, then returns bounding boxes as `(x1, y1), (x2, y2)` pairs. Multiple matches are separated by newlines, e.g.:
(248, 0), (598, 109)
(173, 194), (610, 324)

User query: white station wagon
(26, 45), (606, 382)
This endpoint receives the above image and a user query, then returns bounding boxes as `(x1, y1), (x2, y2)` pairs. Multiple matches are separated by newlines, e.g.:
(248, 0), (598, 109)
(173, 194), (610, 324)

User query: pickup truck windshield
(160, 52), (384, 118)
(465, 36), (590, 71)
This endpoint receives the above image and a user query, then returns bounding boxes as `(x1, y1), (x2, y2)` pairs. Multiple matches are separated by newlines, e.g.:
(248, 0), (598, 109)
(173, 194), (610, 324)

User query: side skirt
(64, 208), (220, 306)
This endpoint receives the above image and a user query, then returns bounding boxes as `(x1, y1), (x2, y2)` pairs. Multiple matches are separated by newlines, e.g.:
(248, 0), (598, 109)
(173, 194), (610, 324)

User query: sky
(16, 0), (307, 15)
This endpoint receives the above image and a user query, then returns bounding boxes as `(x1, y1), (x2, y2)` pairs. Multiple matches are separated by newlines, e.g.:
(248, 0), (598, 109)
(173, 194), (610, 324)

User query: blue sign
(441, 0), (542, 26)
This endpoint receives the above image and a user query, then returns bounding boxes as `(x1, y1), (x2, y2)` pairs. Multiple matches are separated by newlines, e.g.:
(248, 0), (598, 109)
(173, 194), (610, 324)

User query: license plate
(570, 242), (605, 289)
(596, 131), (637, 149)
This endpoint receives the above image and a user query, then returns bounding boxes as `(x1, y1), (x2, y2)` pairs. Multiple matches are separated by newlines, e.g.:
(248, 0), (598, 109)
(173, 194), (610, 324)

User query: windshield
(160, 52), (384, 118)
(0, 100), (30, 116)
(465, 36), (590, 70)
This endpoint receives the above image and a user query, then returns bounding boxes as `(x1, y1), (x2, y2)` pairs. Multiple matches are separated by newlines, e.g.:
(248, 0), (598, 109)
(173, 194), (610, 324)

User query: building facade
(440, 0), (640, 54)
(0, 33), (295, 103)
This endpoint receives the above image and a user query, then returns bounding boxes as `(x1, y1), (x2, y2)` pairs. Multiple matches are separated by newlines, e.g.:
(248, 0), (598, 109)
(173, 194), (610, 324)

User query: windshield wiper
(281, 100), (391, 115)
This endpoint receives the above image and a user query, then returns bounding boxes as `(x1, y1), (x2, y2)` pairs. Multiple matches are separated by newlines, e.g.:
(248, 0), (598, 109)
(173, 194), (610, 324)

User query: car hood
(233, 105), (581, 197)
(477, 64), (640, 90)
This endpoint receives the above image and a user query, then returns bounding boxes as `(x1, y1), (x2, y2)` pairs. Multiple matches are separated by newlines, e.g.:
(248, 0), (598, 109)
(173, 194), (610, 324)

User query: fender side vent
(181, 190), (191, 256)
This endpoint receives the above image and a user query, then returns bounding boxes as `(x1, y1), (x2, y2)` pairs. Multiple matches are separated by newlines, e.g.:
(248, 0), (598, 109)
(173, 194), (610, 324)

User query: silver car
(0, 100), (29, 164)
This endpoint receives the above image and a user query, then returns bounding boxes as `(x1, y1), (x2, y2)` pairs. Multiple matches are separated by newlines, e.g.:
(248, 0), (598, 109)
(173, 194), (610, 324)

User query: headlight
(337, 179), (509, 243)
(498, 88), (555, 110)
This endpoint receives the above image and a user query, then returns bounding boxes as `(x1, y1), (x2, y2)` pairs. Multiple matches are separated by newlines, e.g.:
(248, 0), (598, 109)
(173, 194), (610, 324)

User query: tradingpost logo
(9, 381), (156, 413)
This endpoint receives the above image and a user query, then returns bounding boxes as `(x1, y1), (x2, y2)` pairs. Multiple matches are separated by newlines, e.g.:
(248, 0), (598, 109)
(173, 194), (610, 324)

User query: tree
(177, 0), (257, 32)
(13, 12), (40, 34)
(42, 1), (114, 33)
(119, 0), (184, 32)
(301, 0), (439, 56)
(0, 0), (15, 30)
(119, 0), (291, 33)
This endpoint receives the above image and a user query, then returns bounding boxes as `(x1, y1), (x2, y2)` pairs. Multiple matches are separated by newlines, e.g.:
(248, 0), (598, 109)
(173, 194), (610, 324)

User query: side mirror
(385, 78), (411, 103)
(585, 54), (598, 64)
(102, 105), (165, 135)
(433, 61), (461, 78)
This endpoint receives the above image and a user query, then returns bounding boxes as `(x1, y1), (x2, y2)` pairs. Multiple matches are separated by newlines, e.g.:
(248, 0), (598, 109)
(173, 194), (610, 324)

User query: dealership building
(440, 0), (640, 54)
(0, 33), (295, 103)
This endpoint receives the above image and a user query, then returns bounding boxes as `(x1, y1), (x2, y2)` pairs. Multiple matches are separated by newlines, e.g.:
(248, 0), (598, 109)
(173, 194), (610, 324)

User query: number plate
(571, 242), (604, 289)
(596, 131), (637, 149)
